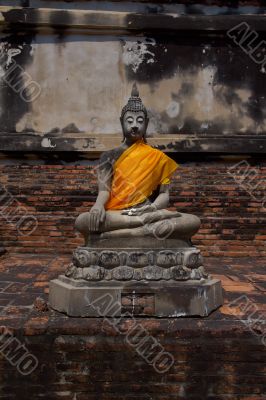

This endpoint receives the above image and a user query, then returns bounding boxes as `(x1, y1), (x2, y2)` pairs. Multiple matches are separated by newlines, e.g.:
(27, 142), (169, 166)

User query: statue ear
(145, 117), (149, 129)
(120, 117), (125, 142)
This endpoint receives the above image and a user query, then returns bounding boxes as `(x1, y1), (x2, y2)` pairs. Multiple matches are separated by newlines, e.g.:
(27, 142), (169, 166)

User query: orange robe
(105, 140), (178, 210)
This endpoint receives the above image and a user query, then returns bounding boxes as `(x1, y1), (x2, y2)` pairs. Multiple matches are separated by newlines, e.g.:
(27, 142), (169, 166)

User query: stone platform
(49, 275), (223, 317)
(49, 243), (223, 316)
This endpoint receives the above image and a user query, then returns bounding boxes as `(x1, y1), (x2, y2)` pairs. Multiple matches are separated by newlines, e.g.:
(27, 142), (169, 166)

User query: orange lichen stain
(220, 305), (242, 316)
(222, 283), (255, 292)
(33, 281), (48, 287)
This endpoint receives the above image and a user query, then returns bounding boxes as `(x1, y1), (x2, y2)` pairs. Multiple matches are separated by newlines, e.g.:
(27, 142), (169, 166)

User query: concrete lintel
(0, 7), (266, 32)
(0, 134), (265, 154)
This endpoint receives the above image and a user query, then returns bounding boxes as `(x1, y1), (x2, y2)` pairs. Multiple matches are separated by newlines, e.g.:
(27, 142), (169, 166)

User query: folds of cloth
(105, 140), (178, 210)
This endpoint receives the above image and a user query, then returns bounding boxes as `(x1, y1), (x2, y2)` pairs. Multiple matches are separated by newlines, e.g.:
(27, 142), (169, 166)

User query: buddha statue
(49, 84), (223, 317)
(75, 83), (201, 245)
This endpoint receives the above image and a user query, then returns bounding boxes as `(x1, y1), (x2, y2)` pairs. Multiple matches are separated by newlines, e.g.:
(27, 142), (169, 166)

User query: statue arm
(152, 184), (170, 210)
(123, 184), (170, 216)
(96, 151), (113, 203)
(96, 160), (112, 207)
(89, 152), (113, 230)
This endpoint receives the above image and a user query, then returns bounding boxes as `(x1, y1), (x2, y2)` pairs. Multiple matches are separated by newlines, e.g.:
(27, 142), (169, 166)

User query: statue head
(120, 83), (149, 144)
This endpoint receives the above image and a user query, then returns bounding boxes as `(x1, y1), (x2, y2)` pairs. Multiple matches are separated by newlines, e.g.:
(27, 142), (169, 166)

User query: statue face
(121, 111), (148, 144)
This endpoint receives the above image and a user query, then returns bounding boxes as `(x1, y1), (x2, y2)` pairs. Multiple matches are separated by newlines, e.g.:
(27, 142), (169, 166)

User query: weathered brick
(0, 155), (265, 256)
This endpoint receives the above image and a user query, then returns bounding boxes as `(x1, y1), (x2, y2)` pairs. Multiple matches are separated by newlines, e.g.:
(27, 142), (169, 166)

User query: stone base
(49, 275), (223, 317)
(66, 246), (207, 282)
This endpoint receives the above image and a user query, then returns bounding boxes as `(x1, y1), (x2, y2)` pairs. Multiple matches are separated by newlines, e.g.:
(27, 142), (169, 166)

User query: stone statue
(49, 84), (223, 317)
(75, 83), (200, 245)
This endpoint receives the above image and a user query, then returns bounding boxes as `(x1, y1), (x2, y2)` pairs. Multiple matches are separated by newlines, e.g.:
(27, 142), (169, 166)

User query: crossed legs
(75, 209), (200, 241)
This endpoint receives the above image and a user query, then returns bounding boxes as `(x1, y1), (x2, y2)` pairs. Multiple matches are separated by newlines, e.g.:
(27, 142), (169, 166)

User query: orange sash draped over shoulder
(105, 140), (178, 210)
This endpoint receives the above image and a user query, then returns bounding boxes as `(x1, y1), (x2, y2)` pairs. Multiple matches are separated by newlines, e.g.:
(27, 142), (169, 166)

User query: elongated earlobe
(120, 117), (125, 142)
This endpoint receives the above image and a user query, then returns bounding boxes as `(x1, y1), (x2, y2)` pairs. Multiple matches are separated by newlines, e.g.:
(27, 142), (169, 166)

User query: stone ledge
(0, 134), (265, 154)
(0, 7), (266, 32)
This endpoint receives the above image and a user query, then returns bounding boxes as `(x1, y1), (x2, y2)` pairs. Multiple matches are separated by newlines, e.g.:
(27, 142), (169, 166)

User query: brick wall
(0, 319), (265, 400)
(0, 153), (265, 257)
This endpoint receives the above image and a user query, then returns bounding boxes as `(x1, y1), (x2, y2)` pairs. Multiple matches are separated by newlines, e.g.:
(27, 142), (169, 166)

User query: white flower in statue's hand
(128, 208), (137, 216)
(122, 208), (137, 216)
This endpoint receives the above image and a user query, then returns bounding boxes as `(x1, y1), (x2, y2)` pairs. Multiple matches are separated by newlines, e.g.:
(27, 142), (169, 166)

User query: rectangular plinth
(49, 276), (223, 317)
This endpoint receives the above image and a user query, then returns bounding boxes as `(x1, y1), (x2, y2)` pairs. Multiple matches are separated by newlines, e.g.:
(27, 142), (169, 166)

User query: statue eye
(126, 117), (134, 123)
(137, 117), (144, 123)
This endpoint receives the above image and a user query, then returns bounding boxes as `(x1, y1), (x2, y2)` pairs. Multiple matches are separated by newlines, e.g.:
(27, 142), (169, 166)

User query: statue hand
(143, 209), (182, 224)
(89, 205), (106, 231)
(142, 212), (161, 224)
(123, 204), (157, 216)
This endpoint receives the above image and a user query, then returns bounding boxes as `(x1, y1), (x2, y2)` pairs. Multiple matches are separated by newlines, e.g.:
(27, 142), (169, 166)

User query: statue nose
(132, 126), (139, 133)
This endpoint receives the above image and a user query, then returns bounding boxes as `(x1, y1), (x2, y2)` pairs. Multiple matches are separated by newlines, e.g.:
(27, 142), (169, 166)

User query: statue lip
(130, 134), (142, 142)
(130, 130), (140, 136)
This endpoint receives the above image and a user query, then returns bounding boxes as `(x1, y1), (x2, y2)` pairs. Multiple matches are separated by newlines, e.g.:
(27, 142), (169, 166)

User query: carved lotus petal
(127, 252), (148, 267)
(143, 266), (163, 280)
(156, 251), (176, 267)
(99, 251), (120, 268)
(73, 248), (98, 268)
(82, 266), (105, 281)
(133, 268), (144, 281)
(162, 268), (171, 280)
(190, 268), (202, 280)
(171, 266), (190, 281)
(73, 267), (83, 280)
(175, 252), (183, 265)
(65, 263), (76, 277)
(182, 249), (200, 269)
(112, 266), (134, 281)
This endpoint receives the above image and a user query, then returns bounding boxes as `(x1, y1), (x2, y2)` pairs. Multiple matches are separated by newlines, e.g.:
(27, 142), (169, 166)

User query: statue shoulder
(99, 147), (125, 171)
(99, 149), (113, 165)
(148, 144), (166, 157)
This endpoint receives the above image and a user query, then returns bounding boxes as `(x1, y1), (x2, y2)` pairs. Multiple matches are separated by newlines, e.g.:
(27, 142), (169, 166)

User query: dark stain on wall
(123, 31), (266, 134)
(0, 33), (36, 133)
(49, 9), (72, 39)
(62, 123), (84, 134)
(122, 34), (208, 82)
(1, 8), (39, 28)
(213, 36), (266, 125)
(123, 33), (227, 82)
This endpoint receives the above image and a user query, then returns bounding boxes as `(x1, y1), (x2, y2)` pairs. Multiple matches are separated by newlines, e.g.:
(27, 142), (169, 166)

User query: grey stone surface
(112, 266), (134, 281)
(89, 236), (191, 249)
(49, 275), (223, 317)
(143, 265), (163, 280)
(171, 266), (191, 280)
(49, 277), (121, 317)
(82, 266), (105, 281)
(154, 279), (223, 317)
(65, 247), (208, 281)
(67, 246), (206, 282)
